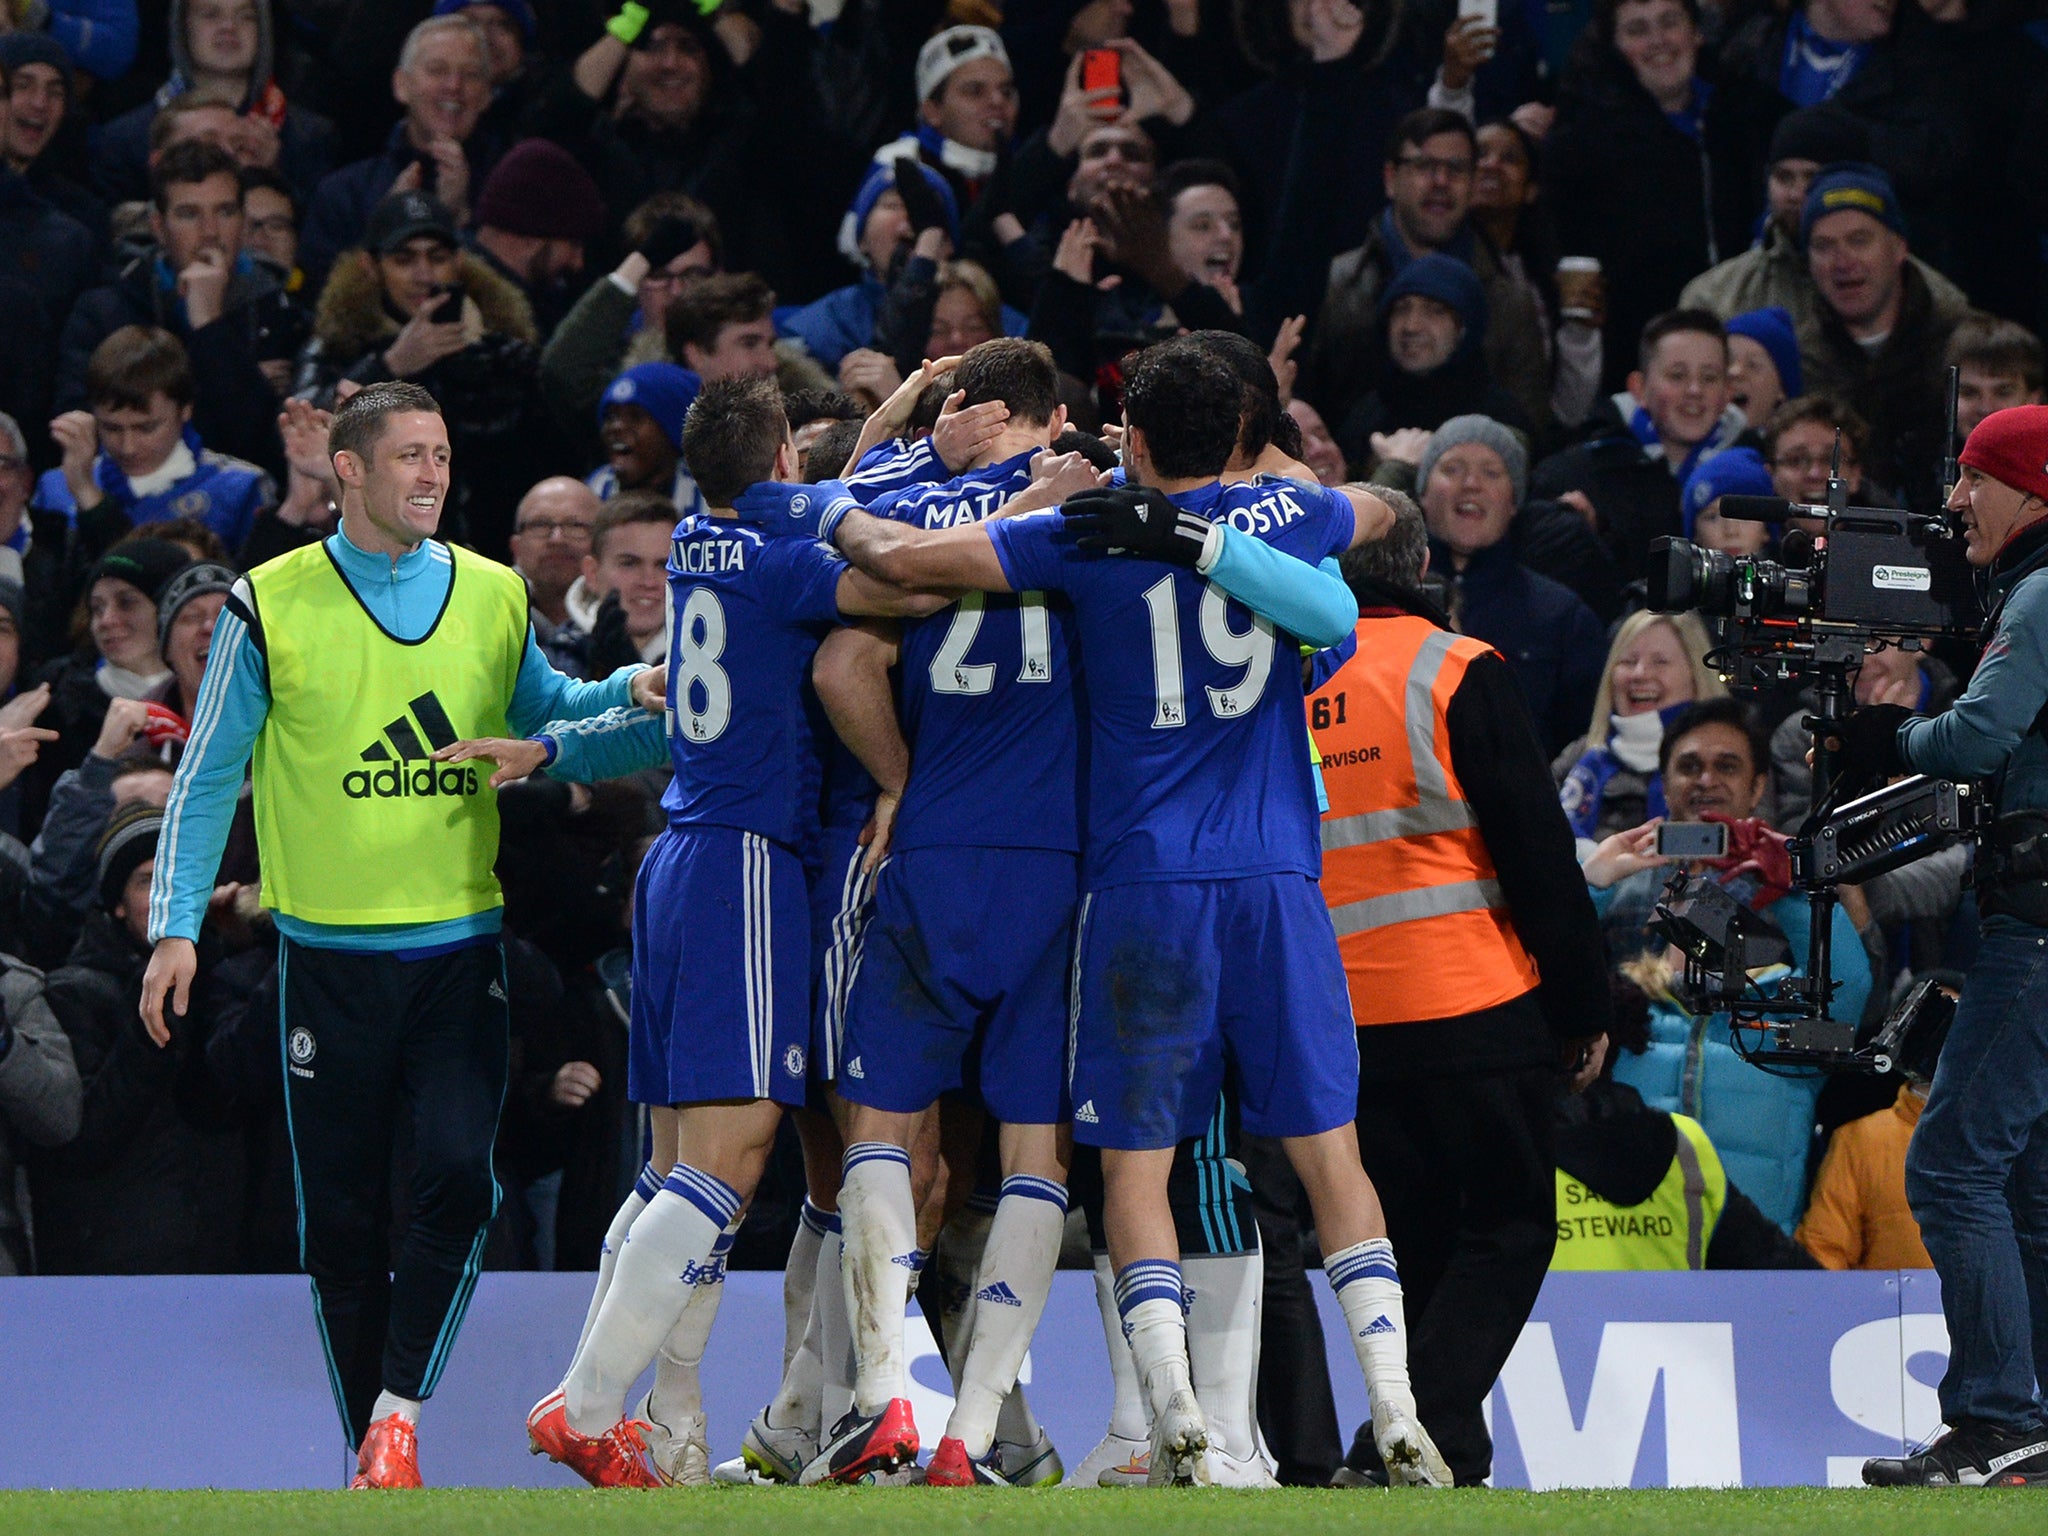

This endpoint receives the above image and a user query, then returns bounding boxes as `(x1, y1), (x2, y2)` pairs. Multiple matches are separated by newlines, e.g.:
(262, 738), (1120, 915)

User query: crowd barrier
(0, 1269), (1944, 1489)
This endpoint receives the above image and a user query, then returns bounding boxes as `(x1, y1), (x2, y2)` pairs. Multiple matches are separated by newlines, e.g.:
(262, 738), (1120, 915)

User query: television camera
(1641, 380), (1984, 1071)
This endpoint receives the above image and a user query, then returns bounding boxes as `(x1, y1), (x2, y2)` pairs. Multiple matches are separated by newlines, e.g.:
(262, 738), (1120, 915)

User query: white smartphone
(1458, 0), (1499, 26)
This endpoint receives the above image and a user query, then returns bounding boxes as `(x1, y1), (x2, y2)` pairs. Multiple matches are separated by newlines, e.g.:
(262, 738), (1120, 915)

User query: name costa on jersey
(1218, 482), (1318, 538)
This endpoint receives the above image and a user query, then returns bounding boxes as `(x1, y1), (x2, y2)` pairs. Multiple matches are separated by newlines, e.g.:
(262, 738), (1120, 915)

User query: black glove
(1826, 703), (1910, 790)
(894, 160), (952, 238)
(586, 590), (639, 677)
(637, 214), (701, 272)
(1063, 486), (1213, 568)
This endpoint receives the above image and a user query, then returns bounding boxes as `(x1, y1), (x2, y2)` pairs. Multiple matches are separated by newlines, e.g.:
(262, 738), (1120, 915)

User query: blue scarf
(1779, 13), (1868, 108)
(1377, 206), (1478, 281)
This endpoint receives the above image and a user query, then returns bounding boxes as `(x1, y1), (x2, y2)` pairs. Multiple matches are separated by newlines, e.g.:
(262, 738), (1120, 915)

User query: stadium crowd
(0, 0), (2044, 1488)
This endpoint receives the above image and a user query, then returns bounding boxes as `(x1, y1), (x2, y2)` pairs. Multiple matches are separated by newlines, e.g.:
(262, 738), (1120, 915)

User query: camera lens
(1647, 538), (1736, 616)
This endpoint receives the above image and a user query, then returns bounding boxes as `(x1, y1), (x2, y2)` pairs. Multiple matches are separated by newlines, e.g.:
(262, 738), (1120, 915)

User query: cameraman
(1840, 404), (2048, 1487)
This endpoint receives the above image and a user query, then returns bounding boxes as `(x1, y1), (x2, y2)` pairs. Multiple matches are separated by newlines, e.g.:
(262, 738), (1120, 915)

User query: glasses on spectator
(516, 519), (595, 541)
(1395, 154), (1473, 181)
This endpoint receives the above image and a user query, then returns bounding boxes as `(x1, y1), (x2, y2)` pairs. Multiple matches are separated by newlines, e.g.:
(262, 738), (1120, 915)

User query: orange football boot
(350, 1413), (424, 1489)
(526, 1387), (663, 1489)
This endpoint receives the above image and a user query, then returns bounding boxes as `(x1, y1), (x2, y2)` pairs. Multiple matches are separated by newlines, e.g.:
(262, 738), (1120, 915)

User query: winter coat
(0, 166), (96, 320)
(0, 954), (81, 1274)
(1796, 1084), (1932, 1269)
(1546, 46), (1784, 393)
(26, 912), (248, 1274)
(33, 426), (275, 555)
(56, 253), (292, 476)
(298, 122), (508, 289)
(1431, 535), (1607, 758)
(293, 251), (551, 562)
(1677, 222), (1969, 336)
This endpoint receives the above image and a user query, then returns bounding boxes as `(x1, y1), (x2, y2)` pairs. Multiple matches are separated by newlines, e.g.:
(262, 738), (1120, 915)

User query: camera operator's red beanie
(1960, 404), (2048, 503)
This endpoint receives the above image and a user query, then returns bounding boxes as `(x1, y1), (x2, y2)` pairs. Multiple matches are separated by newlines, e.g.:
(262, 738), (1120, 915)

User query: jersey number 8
(671, 586), (733, 743)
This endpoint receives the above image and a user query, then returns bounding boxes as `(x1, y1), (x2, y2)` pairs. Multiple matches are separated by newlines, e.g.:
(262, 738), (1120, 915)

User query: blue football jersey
(661, 513), (849, 848)
(871, 452), (1084, 854)
(987, 477), (1354, 887)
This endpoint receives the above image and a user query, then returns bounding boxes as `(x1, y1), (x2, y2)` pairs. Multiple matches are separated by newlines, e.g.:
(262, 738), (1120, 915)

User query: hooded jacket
(292, 249), (552, 560)
(91, 0), (337, 206)
(0, 954), (81, 1274)
(0, 165), (96, 320)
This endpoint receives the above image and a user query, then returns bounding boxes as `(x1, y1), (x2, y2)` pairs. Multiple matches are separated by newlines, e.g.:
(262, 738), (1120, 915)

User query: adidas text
(1359, 1314), (1397, 1337)
(343, 763), (481, 800)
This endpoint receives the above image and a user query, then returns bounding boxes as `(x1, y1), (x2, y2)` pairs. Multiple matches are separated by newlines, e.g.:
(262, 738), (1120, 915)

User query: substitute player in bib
(511, 378), (957, 1487)
(138, 383), (663, 1488)
(736, 336), (1442, 1486)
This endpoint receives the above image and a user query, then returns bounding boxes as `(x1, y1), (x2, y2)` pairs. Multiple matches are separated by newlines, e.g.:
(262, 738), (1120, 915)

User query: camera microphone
(1718, 495), (1791, 523)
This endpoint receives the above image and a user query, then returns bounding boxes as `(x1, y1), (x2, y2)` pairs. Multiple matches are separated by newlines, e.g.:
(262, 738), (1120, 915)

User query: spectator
(1287, 397), (1347, 487)
(433, 0), (546, 151)
(1546, 0), (1783, 393)
(26, 804), (249, 1274)
(0, 412), (31, 578)
(886, 25), (1018, 226)
(1681, 444), (1777, 557)
(664, 270), (780, 384)
(1797, 1062), (1937, 1270)
(469, 137), (607, 337)
(1797, 164), (1964, 511)
(0, 51), (95, 322)
(587, 361), (701, 513)
(1556, 610), (1725, 848)
(0, 939), (80, 1275)
(0, 576), (50, 842)
(1532, 309), (1746, 584)
(0, 33), (107, 245)
(292, 189), (549, 561)
(27, 537), (188, 805)
(537, 192), (720, 450)
(782, 157), (960, 374)
(1582, 698), (1871, 1231)
(57, 139), (291, 475)
(23, 714), (173, 967)
(1948, 312), (2045, 440)
(297, 14), (499, 285)
(9, 1), (137, 87)
(1311, 109), (1550, 442)
(881, 257), (1026, 380)
(507, 476), (598, 666)
(238, 165), (300, 290)
(1470, 116), (1603, 431)
(92, 0), (335, 207)
(147, 558), (231, 725)
(561, 490), (674, 674)
(1723, 306), (1800, 434)
(37, 326), (274, 558)
(1340, 252), (1528, 468)
(1417, 414), (1606, 755)
(1764, 394), (1887, 511)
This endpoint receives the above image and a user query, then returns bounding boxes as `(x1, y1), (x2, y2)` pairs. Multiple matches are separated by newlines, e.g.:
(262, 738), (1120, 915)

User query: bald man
(511, 477), (603, 630)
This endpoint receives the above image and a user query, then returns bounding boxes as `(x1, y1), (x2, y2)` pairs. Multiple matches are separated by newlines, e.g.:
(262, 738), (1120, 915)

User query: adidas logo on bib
(342, 691), (482, 800)
(977, 1280), (1023, 1307)
(1074, 1100), (1099, 1124)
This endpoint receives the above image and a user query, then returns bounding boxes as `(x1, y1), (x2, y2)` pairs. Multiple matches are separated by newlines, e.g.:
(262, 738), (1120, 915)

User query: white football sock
(370, 1389), (420, 1427)
(813, 1216), (855, 1432)
(1093, 1251), (1147, 1438)
(1185, 1248), (1263, 1462)
(575, 1163), (659, 1357)
(1114, 1259), (1192, 1415)
(781, 1200), (827, 1376)
(932, 1199), (995, 1389)
(647, 1216), (739, 1426)
(838, 1142), (917, 1414)
(563, 1163), (741, 1436)
(1325, 1237), (1416, 1418)
(945, 1174), (1066, 1458)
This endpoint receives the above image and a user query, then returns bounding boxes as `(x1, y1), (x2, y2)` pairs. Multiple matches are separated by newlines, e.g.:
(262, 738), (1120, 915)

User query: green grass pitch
(0, 1487), (2041, 1536)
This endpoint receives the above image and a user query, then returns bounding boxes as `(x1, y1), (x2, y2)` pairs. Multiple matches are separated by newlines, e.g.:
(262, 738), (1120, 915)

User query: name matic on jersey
(919, 485), (1013, 529)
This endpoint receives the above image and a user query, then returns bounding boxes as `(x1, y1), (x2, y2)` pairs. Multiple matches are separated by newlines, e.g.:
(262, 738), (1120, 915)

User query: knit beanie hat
(1725, 306), (1802, 399)
(1377, 253), (1488, 345)
(1959, 404), (2048, 505)
(1682, 446), (1774, 536)
(1767, 106), (1870, 169)
(599, 362), (701, 451)
(0, 33), (74, 94)
(433, 0), (537, 39)
(96, 802), (162, 915)
(475, 139), (607, 244)
(86, 539), (193, 608)
(1417, 415), (1527, 507)
(156, 561), (237, 654)
(840, 155), (960, 265)
(1802, 163), (1906, 245)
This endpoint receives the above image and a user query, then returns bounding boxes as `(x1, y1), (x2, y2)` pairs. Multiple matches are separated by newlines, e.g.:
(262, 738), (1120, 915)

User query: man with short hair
(298, 14), (501, 284)
(509, 476), (598, 633)
(1310, 108), (1548, 439)
(138, 380), (662, 1489)
(57, 139), (290, 475)
(566, 491), (674, 671)
(666, 273), (780, 384)
(1532, 310), (1747, 582)
(1797, 164), (1966, 511)
(0, 52), (94, 323)
(1947, 313), (2044, 441)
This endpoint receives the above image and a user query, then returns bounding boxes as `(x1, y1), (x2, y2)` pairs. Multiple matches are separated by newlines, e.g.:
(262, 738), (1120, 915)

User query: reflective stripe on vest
(1309, 615), (1540, 1024)
(1550, 1114), (1728, 1271)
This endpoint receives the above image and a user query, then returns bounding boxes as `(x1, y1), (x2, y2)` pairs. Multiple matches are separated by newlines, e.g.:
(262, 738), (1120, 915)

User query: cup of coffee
(1557, 256), (1602, 324)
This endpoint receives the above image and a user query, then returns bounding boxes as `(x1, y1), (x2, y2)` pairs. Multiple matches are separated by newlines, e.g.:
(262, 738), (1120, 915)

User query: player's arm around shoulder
(815, 621), (911, 871)
(1338, 482), (1397, 549)
(833, 514), (1010, 612)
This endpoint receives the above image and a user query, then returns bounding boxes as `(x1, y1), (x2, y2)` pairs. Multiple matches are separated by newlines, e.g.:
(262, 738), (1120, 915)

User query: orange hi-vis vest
(1309, 614), (1541, 1026)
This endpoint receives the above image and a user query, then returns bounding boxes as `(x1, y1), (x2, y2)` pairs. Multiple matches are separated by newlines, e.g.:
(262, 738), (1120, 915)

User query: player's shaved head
(953, 337), (1060, 428)
(683, 376), (789, 507)
(1124, 336), (1241, 480)
(1191, 329), (1280, 460)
